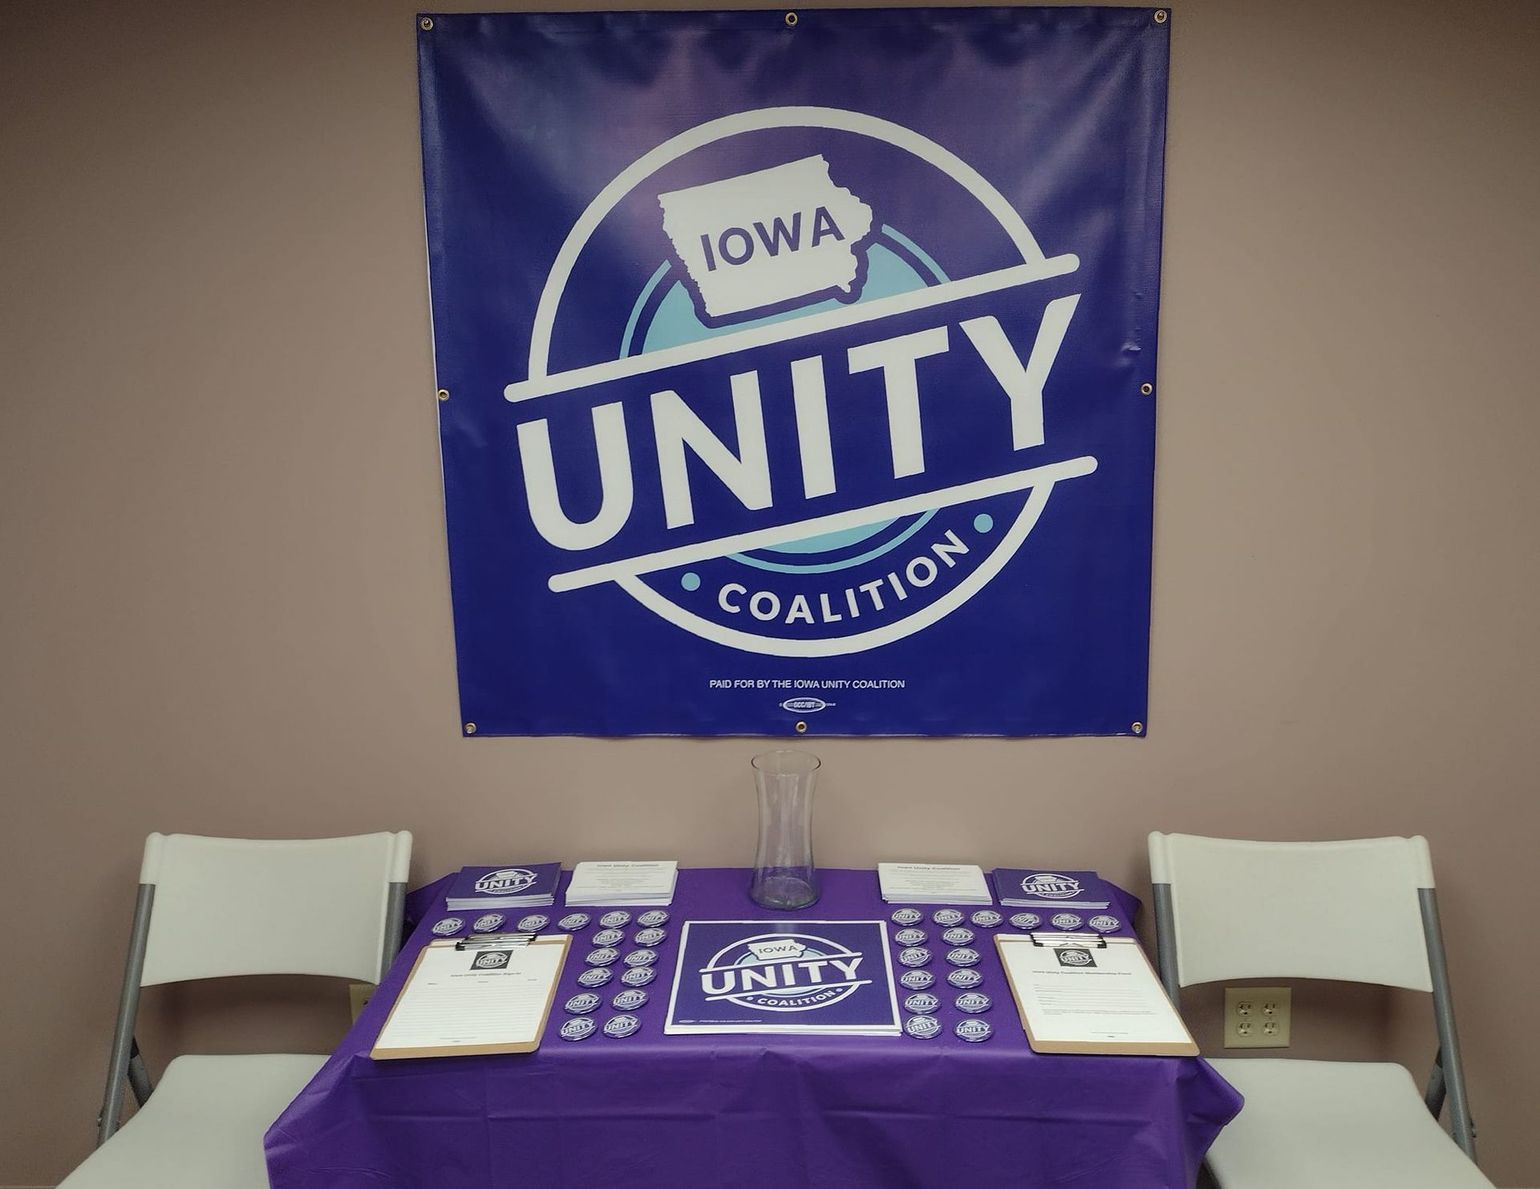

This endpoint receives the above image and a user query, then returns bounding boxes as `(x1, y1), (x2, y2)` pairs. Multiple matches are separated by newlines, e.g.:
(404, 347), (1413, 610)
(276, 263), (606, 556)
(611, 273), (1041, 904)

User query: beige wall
(3, 0), (1537, 1184)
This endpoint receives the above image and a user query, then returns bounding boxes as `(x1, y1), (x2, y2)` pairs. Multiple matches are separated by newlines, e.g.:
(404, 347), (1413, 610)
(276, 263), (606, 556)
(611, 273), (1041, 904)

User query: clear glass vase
(749, 749), (821, 910)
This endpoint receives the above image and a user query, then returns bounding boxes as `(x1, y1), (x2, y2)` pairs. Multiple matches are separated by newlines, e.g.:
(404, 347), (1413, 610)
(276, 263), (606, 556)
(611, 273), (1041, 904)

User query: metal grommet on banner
(437, 388), (451, 401)
(1140, 382), (1153, 396)
(784, 11), (798, 27)
(464, 722), (477, 734)
(420, 17), (434, 31)
(795, 720), (808, 733)
(1132, 721), (1144, 735)
(1153, 10), (1168, 23)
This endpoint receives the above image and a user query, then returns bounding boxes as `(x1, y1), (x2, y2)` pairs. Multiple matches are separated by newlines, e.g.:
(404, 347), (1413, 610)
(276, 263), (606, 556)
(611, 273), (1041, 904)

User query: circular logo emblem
(970, 910), (1004, 929)
(954, 1018), (994, 1043)
(612, 988), (650, 1011)
(558, 912), (593, 931)
(894, 927), (928, 947)
(564, 992), (602, 1015)
(945, 947), (981, 968)
(517, 914), (550, 933)
(698, 932), (870, 1013)
(1019, 873), (1082, 900)
(634, 927), (668, 947)
(905, 1014), (943, 1039)
(638, 910), (670, 927)
(592, 928), (627, 948)
(472, 913), (507, 933)
(1010, 913), (1042, 930)
(899, 969), (935, 990)
(1087, 914), (1121, 933)
(624, 948), (658, 968)
(891, 909), (924, 926)
(620, 965), (657, 987)
(559, 1016), (596, 1041)
(954, 991), (992, 1014)
(603, 1013), (642, 1038)
(475, 868), (536, 896)
(941, 927), (976, 947)
(431, 917), (465, 937)
(599, 911), (633, 929)
(897, 947), (932, 968)
(1050, 913), (1083, 930)
(577, 967), (614, 988)
(931, 909), (965, 927)
(1058, 947), (1095, 966)
(472, 950), (511, 969)
(586, 947), (620, 967)
(946, 968), (984, 989)
(903, 992), (940, 1015)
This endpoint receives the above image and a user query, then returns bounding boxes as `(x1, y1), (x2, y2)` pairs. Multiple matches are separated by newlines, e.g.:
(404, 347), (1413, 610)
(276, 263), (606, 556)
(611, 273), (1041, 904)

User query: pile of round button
(891, 907), (995, 1043)
(562, 907), (670, 1040)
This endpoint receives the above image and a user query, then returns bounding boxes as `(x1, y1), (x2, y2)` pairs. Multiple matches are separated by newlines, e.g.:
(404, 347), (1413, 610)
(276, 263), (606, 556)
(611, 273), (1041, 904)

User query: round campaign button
(894, 928), (928, 947)
(612, 988), (649, 1011)
(899, 969), (936, 991)
(931, 909), (966, 927)
(891, 908), (924, 926)
(516, 914), (550, 933)
(577, 967), (614, 989)
(903, 992), (940, 1015)
(558, 912), (592, 931)
(905, 1014), (943, 1039)
(559, 1016), (596, 1042)
(946, 947), (981, 968)
(624, 948), (658, 968)
(1009, 913), (1042, 930)
(1088, 914), (1122, 933)
(472, 913), (507, 933)
(971, 910), (1004, 929)
(586, 947), (620, 967)
(620, 966), (657, 987)
(603, 1013), (641, 1038)
(941, 927), (976, 947)
(431, 917), (465, 937)
(947, 968), (985, 990)
(955, 1018), (994, 1043)
(954, 992), (992, 1014)
(1051, 913), (1084, 931)
(592, 928), (626, 948)
(634, 927), (668, 947)
(897, 947), (932, 968)
(564, 993), (601, 1015)
(637, 910), (670, 928)
(599, 910), (632, 929)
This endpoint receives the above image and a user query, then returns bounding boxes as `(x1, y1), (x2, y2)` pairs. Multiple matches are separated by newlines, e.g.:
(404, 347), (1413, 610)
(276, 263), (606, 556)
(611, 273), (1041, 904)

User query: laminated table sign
(265, 869), (1241, 1189)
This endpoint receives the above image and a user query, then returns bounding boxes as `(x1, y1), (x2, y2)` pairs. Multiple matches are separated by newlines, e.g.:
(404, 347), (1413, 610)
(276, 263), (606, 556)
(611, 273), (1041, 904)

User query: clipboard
(370, 933), (571, 1060)
(995, 932), (1198, 1057)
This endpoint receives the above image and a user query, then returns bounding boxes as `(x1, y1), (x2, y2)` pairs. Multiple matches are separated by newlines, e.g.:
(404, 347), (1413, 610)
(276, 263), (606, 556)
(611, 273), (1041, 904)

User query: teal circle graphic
(973, 513), (994, 534)
(680, 572), (702, 592)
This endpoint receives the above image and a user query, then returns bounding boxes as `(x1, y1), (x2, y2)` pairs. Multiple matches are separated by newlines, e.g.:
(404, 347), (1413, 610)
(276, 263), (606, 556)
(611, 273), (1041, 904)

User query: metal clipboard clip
(455, 932), (536, 951)
(1026, 931), (1110, 949)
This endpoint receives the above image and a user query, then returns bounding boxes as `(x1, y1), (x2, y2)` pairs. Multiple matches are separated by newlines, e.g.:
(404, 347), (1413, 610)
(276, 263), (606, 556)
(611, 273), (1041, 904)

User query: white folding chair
(62, 831), (413, 1189)
(1147, 832), (1490, 1189)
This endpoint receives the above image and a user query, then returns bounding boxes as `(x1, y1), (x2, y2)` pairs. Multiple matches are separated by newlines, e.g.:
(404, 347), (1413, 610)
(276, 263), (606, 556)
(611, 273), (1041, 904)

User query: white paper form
(877, 862), (992, 904)
(371, 936), (569, 1059)
(996, 935), (1197, 1055)
(565, 860), (678, 905)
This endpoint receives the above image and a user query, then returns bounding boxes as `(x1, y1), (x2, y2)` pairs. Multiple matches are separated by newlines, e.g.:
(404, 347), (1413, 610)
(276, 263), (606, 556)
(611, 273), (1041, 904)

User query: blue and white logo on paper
(475, 869), (536, 896)
(697, 932), (869, 1013)
(1020, 873), (1082, 900)
(504, 109), (1093, 661)
(472, 950), (511, 970)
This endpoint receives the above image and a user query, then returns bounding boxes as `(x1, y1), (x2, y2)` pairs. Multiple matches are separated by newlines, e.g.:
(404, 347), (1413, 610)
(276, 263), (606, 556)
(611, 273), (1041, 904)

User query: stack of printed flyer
(565, 860), (678, 906)
(991, 868), (1113, 910)
(445, 863), (560, 911)
(877, 862), (992, 905)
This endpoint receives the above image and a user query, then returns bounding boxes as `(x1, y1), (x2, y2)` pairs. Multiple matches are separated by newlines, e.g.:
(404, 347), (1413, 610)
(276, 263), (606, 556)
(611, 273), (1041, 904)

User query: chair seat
(1207, 1058), (1493, 1189)
(61, 1053), (327, 1189)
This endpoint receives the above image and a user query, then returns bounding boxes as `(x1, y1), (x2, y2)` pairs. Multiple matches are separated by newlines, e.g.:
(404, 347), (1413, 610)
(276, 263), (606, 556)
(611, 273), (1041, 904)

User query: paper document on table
(996, 934), (1197, 1056)
(877, 862), (992, 904)
(370, 934), (570, 1060)
(565, 860), (678, 905)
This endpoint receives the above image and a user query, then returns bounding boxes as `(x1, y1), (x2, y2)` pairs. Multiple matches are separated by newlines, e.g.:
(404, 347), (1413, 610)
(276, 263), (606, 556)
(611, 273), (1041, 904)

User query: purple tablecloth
(266, 868), (1240, 1188)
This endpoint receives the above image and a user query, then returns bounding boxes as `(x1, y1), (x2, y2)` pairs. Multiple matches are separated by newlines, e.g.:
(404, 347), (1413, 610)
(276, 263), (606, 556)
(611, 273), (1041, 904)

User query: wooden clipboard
(995, 933), (1198, 1057)
(370, 934), (571, 1060)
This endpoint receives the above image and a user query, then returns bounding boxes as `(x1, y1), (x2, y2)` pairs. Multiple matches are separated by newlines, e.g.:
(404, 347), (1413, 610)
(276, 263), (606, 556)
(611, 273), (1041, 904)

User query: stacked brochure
(446, 863), (560, 911)
(878, 862), (993, 905)
(991, 868), (1113, 910)
(565, 860), (678, 906)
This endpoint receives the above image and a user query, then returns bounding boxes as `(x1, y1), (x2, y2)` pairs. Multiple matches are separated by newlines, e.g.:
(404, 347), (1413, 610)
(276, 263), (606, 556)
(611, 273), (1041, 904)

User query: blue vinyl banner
(417, 7), (1170, 736)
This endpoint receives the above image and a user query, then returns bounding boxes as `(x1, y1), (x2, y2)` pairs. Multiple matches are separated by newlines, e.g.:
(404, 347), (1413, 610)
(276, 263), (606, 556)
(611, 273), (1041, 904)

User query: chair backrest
(138, 832), (413, 986)
(1147, 833), (1435, 991)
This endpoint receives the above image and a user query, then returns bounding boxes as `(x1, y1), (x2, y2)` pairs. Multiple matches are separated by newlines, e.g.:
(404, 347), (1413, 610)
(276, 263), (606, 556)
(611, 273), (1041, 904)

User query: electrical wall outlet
(1224, 986), (1291, 1048)
(349, 982), (376, 1023)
